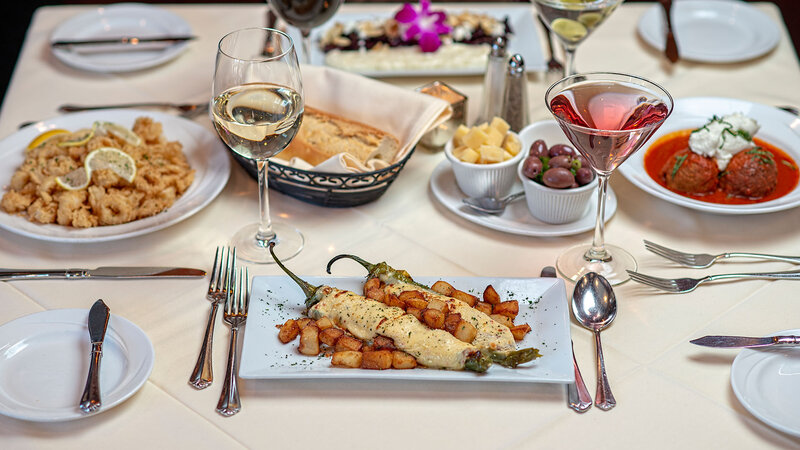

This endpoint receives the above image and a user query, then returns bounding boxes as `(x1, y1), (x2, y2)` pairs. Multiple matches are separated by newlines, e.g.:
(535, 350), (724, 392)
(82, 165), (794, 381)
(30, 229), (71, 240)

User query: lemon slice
(551, 18), (588, 42)
(57, 125), (95, 147)
(84, 147), (137, 183)
(55, 168), (90, 190)
(95, 121), (142, 147)
(578, 12), (603, 29)
(27, 129), (70, 150)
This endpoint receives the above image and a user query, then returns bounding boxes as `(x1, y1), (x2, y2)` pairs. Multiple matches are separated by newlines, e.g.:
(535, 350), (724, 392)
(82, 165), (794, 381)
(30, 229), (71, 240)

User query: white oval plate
(637, 0), (779, 63)
(0, 309), (154, 422)
(618, 97), (800, 215)
(50, 3), (192, 73)
(0, 110), (229, 242)
(731, 328), (800, 437)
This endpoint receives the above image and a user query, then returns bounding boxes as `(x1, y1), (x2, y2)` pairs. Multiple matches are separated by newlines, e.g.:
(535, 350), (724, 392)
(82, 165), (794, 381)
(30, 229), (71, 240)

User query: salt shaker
(501, 54), (529, 133)
(475, 36), (507, 125)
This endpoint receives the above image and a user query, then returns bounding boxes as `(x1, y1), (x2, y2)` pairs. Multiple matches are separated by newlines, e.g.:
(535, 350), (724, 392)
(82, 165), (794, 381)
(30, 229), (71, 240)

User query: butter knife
(0, 267), (205, 281)
(52, 36), (195, 48)
(690, 335), (800, 348)
(79, 299), (110, 413)
(659, 0), (679, 63)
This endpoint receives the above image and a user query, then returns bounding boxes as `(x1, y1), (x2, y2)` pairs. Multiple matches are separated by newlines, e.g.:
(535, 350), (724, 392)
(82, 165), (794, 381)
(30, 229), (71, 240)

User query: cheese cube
(463, 128), (489, 149)
(486, 127), (505, 147)
(452, 125), (470, 147)
(502, 133), (522, 156)
(452, 146), (468, 160)
(502, 150), (513, 161)
(459, 147), (480, 163)
(490, 117), (511, 136)
(478, 145), (505, 164)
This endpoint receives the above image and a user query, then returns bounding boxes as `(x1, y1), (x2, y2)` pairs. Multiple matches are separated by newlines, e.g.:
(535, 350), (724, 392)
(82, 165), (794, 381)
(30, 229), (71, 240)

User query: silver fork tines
(217, 267), (249, 417)
(628, 269), (800, 293)
(189, 246), (235, 389)
(644, 240), (800, 269)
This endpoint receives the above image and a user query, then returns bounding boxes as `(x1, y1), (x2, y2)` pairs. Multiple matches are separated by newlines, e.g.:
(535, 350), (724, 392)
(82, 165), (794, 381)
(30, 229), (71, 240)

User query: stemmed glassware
(545, 72), (673, 285)
(533, 0), (623, 76)
(267, 0), (345, 64)
(212, 28), (304, 263)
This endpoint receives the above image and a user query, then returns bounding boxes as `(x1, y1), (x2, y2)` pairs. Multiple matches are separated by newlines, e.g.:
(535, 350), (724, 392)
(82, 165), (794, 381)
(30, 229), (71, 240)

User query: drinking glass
(545, 72), (673, 284)
(533, 0), (623, 76)
(267, 0), (345, 64)
(212, 28), (304, 263)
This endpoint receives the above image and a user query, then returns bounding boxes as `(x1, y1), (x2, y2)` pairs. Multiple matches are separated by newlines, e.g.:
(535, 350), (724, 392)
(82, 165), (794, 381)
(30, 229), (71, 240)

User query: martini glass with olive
(533, 0), (623, 76)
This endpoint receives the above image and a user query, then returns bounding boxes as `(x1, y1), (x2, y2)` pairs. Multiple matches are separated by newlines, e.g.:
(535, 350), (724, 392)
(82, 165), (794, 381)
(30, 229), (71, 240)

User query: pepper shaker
(501, 54), (529, 133)
(475, 36), (507, 125)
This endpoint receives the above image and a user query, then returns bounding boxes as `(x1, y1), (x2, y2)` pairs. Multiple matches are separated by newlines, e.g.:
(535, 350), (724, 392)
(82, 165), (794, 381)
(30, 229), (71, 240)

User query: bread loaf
(280, 107), (400, 166)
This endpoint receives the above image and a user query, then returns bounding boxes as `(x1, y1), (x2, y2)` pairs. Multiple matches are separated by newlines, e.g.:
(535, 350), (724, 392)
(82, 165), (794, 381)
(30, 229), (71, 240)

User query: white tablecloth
(1, 3), (800, 448)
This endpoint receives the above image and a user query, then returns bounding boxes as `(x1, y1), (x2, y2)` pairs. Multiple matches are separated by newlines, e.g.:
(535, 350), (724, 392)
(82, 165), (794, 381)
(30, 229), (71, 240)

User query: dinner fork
(58, 102), (210, 119)
(538, 16), (564, 74)
(216, 266), (249, 417)
(627, 269), (800, 293)
(644, 240), (800, 269)
(189, 246), (235, 390)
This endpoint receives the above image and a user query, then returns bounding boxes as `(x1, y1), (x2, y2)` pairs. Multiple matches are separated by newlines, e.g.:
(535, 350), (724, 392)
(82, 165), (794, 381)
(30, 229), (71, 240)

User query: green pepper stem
(326, 253), (377, 275)
(327, 253), (423, 288)
(269, 242), (321, 307)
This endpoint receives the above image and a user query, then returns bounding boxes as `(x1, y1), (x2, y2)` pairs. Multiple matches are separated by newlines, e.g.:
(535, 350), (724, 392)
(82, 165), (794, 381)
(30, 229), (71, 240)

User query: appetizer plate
(0, 309), (154, 422)
(731, 329), (800, 438)
(618, 97), (800, 215)
(430, 160), (617, 237)
(50, 3), (192, 73)
(0, 109), (229, 243)
(240, 276), (573, 383)
(637, 0), (779, 63)
(297, 4), (545, 77)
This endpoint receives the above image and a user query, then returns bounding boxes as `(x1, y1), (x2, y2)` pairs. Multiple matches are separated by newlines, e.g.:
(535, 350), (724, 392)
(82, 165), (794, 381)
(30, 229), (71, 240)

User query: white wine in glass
(212, 28), (305, 263)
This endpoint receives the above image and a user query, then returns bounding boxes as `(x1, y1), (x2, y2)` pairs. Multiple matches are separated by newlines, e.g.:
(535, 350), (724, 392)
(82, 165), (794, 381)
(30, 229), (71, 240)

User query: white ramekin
(444, 132), (525, 199)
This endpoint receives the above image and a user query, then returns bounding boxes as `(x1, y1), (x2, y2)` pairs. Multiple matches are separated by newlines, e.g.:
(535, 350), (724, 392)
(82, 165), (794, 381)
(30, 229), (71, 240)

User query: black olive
(542, 167), (575, 189)
(529, 139), (548, 158)
(575, 167), (594, 186)
(548, 143), (576, 157)
(549, 155), (572, 169)
(522, 156), (543, 179)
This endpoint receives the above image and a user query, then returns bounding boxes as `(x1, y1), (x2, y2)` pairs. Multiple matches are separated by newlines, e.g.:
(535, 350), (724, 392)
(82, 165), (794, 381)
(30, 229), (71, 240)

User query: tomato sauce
(643, 130), (799, 205)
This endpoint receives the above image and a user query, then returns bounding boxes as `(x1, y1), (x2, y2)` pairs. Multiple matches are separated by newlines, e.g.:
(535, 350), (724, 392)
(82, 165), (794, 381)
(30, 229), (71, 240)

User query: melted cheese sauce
(310, 287), (404, 340)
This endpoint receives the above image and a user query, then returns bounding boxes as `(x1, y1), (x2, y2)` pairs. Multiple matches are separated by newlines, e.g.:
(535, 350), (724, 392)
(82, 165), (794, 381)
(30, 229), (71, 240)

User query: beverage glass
(533, 0), (623, 76)
(545, 72), (673, 284)
(267, 0), (345, 64)
(212, 28), (304, 263)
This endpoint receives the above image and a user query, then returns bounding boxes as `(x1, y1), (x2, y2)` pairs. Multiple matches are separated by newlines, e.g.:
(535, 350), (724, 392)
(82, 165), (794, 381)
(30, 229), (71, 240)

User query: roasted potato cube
(454, 320), (478, 343)
(331, 351), (362, 368)
(365, 286), (386, 303)
(361, 350), (393, 370)
(361, 344), (375, 352)
(315, 317), (334, 330)
(407, 307), (423, 321)
(443, 312), (462, 334)
(490, 313), (514, 328)
(431, 280), (455, 296)
(483, 285), (501, 305)
(474, 301), (493, 316)
(373, 335), (396, 351)
(296, 318), (312, 329)
(364, 277), (382, 295)
(451, 289), (478, 307)
(298, 325), (320, 356)
(399, 291), (428, 310)
(278, 319), (300, 344)
(510, 324), (532, 341)
(384, 293), (406, 309)
(422, 308), (446, 329)
(392, 351), (417, 369)
(494, 300), (519, 319)
(319, 327), (344, 346)
(334, 335), (363, 352)
(426, 298), (447, 313)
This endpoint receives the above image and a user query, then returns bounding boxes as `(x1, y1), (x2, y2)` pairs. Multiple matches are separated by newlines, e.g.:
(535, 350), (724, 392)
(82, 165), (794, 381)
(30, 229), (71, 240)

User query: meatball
(720, 149), (777, 198)
(661, 149), (719, 194)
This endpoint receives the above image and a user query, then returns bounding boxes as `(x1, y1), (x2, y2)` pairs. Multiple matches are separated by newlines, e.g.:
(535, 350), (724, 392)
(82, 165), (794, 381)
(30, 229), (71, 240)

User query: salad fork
(189, 246), (235, 390)
(627, 269), (800, 293)
(644, 240), (800, 269)
(58, 102), (209, 119)
(216, 267), (249, 417)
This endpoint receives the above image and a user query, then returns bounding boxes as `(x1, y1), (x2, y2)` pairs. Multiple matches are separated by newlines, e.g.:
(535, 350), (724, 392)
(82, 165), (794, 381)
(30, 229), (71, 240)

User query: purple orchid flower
(394, 0), (451, 52)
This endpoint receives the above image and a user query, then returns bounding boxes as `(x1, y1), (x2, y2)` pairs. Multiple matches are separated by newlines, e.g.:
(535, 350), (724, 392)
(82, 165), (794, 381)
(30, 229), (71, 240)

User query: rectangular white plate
(240, 276), (573, 383)
(292, 4), (546, 77)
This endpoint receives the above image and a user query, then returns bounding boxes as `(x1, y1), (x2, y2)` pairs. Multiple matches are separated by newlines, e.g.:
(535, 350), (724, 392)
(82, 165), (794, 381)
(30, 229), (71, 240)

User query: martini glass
(533, 0), (623, 76)
(546, 72), (673, 285)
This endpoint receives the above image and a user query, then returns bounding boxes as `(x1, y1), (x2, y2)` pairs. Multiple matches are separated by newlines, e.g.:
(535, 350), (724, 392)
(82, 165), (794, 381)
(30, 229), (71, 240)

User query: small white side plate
(731, 328), (800, 437)
(0, 309), (154, 422)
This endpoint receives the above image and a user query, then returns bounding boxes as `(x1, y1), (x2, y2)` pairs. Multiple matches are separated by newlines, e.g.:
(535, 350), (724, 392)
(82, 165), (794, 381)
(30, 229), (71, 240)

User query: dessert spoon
(462, 191), (524, 215)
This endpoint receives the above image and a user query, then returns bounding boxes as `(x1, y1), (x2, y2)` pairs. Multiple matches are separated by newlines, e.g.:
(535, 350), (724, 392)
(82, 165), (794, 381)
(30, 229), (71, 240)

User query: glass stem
(300, 30), (312, 65)
(256, 159), (276, 245)
(586, 173), (611, 262)
(562, 44), (577, 77)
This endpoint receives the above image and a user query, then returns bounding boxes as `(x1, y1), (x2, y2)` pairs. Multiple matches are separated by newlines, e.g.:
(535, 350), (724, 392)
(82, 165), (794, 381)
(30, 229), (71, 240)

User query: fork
(216, 266), (249, 417)
(188, 246), (235, 390)
(538, 16), (564, 75)
(627, 269), (800, 293)
(644, 240), (800, 269)
(58, 102), (209, 118)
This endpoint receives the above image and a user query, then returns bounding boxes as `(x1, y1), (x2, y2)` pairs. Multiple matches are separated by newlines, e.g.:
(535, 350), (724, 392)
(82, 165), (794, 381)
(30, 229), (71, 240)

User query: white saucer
(731, 329), (800, 437)
(50, 3), (192, 73)
(429, 160), (617, 237)
(637, 0), (779, 63)
(0, 309), (154, 422)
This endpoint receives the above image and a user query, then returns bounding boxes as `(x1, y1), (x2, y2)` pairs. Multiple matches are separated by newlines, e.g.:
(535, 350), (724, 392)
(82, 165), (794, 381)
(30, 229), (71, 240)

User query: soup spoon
(462, 191), (524, 215)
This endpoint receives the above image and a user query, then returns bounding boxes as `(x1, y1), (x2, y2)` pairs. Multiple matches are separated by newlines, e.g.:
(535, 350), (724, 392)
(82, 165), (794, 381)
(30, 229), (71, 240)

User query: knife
(0, 267), (205, 281)
(79, 299), (110, 413)
(659, 0), (679, 63)
(690, 335), (800, 348)
(51, 36), (196, 48)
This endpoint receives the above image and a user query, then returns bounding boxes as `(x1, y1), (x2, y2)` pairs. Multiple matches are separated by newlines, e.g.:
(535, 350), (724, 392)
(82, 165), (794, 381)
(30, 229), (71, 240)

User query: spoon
(572, 272), (617, 410)
(462, 191), (524, 215)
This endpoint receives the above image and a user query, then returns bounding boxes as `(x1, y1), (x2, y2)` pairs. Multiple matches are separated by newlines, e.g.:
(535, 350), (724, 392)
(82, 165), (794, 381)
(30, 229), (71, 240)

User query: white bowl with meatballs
(517, 121), (597, 224)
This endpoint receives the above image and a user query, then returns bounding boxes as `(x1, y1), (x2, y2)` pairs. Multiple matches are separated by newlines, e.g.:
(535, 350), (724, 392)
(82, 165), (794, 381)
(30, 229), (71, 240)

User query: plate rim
(0, 308), (154, 422)
(0, 109), (230, 243)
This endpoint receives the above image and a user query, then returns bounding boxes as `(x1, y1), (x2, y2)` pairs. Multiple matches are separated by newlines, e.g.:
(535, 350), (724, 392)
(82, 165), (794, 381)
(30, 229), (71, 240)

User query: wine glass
(533, 0), (623, 76)
(545, 72), (673, 285)
(212, 28), (304, 263)
(267, 0), (345, 64)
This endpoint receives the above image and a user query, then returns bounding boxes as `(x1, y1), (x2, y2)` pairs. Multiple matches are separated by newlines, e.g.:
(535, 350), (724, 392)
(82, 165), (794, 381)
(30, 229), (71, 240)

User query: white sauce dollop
(688, 113), (760, 170)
